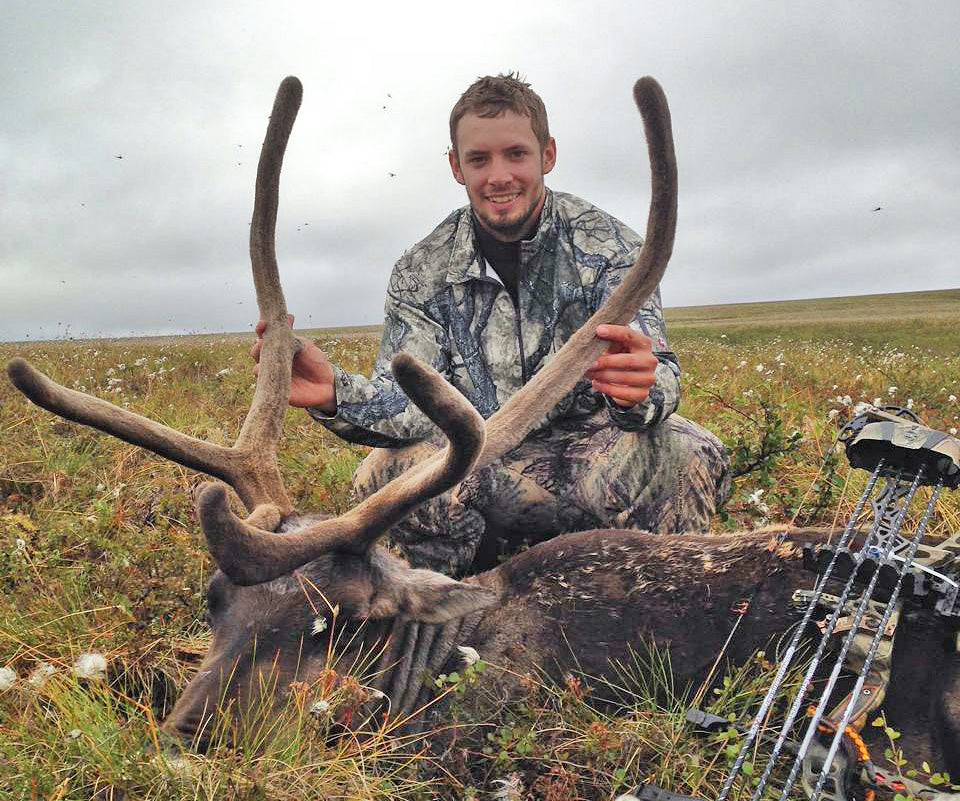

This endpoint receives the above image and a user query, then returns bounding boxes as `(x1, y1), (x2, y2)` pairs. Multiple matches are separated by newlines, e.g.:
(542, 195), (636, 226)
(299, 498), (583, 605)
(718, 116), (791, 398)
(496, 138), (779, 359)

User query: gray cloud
(3, 0), (958, 341)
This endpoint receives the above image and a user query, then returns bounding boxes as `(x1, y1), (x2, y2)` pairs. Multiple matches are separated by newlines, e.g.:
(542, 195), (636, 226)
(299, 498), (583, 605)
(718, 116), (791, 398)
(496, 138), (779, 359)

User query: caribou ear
(393, 568), (498, 622)
(367, 554), (498, 622)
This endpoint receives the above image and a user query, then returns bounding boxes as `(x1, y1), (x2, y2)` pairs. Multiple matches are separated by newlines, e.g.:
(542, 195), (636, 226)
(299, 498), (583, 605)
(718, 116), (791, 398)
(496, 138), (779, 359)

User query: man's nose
(486, 157), (513, 186)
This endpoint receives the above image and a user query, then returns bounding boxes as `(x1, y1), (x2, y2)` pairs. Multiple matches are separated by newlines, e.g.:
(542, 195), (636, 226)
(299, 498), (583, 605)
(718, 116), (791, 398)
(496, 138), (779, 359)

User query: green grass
(665, 287), (960, 327)
(1, 291), (959, 798)
(666, 287), (960, 355)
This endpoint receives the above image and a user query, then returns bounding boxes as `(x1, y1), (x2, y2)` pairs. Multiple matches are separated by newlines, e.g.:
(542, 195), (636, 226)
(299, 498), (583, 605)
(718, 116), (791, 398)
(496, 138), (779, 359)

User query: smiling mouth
(486, 192), (520, 205)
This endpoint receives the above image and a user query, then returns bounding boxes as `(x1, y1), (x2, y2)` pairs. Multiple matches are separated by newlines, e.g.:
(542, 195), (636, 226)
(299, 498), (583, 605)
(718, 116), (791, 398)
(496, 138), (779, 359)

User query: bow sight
(618, 405), (960, 801)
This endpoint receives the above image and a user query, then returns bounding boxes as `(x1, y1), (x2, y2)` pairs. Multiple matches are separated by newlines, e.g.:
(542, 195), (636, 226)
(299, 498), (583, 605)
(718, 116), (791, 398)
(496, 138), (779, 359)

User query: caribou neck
(364, 610), (486, 724)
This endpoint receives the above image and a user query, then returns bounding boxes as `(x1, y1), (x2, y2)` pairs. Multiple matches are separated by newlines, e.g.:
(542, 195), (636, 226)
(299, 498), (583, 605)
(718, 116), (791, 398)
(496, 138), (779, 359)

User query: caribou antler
(199, 352), (484, 584)
(193, 75), (678, 584)
(7, 77), (304, 514)
(8, 75), (676, 587)
(8, 75), (485, 570)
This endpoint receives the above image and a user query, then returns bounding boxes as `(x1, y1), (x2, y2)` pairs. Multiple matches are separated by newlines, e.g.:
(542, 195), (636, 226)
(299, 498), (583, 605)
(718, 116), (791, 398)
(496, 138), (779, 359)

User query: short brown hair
(449, 72), (550, 152)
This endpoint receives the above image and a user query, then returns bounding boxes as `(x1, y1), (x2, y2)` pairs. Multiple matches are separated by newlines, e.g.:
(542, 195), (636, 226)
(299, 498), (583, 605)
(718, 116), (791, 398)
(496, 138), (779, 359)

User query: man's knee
(582, 414), (730, 533)
(353, 441), (440, 499)
(660, 415), (731, 529)
(667, 415), (730, 503)
(351, 442), (484, 576)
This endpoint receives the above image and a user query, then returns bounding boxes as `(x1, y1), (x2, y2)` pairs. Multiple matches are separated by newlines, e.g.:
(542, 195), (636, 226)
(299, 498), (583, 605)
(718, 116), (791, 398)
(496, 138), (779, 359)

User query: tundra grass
(1, 313), (959, 799)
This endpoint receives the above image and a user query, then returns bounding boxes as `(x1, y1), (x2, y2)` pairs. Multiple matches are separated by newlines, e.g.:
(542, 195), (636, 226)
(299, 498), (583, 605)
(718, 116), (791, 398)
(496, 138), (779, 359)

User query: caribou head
(6, 75), (680, 747)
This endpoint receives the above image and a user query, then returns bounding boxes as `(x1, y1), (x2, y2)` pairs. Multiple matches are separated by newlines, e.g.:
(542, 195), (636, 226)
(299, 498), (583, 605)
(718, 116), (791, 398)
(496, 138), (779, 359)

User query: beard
(473, 190), (544, 241)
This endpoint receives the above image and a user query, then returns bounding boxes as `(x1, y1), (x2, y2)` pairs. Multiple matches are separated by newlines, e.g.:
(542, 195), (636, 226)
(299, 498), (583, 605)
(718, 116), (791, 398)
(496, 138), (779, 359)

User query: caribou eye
(205, 579), (227, 622)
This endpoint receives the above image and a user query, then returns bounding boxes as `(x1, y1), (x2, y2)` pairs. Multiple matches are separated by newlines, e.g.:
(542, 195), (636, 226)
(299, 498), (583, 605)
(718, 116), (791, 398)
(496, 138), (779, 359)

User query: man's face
(449, 110), (557, 242)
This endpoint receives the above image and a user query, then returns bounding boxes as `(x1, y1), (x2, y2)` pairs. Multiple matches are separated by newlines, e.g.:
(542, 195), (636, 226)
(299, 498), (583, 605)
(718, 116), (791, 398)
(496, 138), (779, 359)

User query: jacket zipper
(514, 300), (528, 384)
(478, 261), (528, 385)
(514, 250), (528, 384)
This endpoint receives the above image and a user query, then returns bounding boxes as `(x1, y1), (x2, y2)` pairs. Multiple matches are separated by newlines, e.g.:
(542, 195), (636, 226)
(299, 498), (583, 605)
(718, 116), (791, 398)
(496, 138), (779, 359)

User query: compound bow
(619, 405), (960, 801)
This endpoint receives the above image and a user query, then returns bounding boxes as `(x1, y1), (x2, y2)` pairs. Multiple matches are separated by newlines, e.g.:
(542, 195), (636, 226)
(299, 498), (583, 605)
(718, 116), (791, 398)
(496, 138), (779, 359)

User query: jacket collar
(445, 189), (556, 285)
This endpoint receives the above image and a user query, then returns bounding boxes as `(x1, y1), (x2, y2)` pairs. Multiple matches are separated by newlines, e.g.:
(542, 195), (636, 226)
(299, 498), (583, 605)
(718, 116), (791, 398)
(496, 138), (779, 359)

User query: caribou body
(8, 76), (960, 777)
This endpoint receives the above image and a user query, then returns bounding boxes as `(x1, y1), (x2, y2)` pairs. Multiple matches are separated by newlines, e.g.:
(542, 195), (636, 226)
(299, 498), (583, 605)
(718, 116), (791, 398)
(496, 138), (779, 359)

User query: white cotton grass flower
(73, 652), (108, 681)
(827, 409), (840, 420)
(950, 395), (957, 403)
(159, 753), (200, 778)
(27, 662), (57, 688)
(0, 666), (17, 691)
(950, 428), (958, 436)
(852, 401), (875, 416)
(492, 772), (524, 801)
(457, 645), (480, 666)
(755, 363), (764, 372)
(311, 616), (328, 635)
(747, 489), (769, 514)
(67, 728), (82, 739)
(309, 698), (330, 716)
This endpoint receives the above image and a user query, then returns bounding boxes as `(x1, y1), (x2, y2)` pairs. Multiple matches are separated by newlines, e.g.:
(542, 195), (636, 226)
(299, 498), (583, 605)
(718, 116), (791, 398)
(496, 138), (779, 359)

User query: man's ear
(542, 137), (557, 174)
(448, 148), (466, 185)
(368, 565), (498, 623)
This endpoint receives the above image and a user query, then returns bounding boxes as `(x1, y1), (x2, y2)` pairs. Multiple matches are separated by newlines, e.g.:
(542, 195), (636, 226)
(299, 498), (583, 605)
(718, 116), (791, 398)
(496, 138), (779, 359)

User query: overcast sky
(3, 1), (957, 341)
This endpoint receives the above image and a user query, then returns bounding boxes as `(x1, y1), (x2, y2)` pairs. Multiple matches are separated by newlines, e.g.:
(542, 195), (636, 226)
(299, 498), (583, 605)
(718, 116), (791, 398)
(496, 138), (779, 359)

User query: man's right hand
(251, 316), (337, 414)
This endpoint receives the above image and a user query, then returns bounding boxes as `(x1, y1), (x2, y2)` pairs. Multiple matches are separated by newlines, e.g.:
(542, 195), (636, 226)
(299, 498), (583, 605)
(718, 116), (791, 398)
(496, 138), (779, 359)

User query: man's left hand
(586, 324), (659, 408)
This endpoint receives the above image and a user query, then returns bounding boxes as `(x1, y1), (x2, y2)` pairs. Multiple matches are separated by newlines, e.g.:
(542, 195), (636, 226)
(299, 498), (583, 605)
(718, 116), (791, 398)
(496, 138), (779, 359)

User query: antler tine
(199, 352), (486, 585)
(231, 76), (305, 511)
(249, 75), (301, 324)
(6, 77), (307, 516)
(7, 357), (239, 483)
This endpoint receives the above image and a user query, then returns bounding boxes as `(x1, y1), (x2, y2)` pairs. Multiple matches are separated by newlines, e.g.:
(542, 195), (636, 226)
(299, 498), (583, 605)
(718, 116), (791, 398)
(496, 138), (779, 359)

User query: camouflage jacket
(311, 190), (681, 448)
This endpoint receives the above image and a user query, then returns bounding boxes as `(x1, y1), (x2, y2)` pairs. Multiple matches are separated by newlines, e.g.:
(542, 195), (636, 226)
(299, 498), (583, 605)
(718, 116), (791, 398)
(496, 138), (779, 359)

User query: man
(254, 74), (730, 576)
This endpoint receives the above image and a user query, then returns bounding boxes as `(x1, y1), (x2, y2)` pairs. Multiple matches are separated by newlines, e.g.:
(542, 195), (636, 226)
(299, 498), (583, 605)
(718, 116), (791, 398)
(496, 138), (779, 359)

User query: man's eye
(469, 156), (487, 164)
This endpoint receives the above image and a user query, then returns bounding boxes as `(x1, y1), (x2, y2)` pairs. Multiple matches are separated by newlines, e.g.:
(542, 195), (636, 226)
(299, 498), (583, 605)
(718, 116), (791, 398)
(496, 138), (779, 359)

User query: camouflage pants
(353, 411), (731, 577)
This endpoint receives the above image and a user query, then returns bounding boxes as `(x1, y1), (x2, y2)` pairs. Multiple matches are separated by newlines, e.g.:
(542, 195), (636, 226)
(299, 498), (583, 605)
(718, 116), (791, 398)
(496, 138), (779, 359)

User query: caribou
(8, 76), (960, 782)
